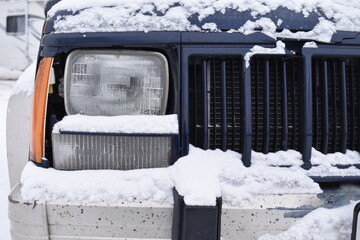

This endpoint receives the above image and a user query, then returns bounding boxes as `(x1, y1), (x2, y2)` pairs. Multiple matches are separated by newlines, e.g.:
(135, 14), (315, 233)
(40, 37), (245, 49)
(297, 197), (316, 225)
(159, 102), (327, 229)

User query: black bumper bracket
(172, 189), (222, 240)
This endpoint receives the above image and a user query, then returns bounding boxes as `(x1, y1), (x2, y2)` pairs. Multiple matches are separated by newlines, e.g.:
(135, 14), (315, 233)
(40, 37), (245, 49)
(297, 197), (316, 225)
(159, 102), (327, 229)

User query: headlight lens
(64, 50), (169, 116)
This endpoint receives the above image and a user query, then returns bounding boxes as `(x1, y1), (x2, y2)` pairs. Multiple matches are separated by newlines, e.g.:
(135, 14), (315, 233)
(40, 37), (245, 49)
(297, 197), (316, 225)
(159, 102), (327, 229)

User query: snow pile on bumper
(21, 146), (325, 206)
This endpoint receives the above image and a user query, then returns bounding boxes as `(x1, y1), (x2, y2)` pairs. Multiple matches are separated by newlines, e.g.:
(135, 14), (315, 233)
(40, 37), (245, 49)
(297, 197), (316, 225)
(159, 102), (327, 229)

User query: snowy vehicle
(6, 0), (360, 239)
(0, 0), (46, 71)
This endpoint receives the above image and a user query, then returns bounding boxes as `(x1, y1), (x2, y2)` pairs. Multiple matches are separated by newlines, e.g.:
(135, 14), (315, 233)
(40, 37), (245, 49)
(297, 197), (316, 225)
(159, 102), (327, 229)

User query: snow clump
(244, 41), (286, 68)
(11, 63), (36, 97)
(258, 201), (357, 240)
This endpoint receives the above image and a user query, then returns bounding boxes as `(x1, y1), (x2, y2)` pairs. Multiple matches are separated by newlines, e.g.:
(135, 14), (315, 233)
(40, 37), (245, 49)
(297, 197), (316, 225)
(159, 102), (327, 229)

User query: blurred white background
(0, 0), (45, 238)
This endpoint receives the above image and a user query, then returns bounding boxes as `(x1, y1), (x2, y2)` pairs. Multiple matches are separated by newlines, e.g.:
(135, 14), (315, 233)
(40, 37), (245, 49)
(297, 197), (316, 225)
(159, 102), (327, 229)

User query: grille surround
(188, 57), (243, 152)
(250, 56), (302, 153)
(312, 57), (360, 154)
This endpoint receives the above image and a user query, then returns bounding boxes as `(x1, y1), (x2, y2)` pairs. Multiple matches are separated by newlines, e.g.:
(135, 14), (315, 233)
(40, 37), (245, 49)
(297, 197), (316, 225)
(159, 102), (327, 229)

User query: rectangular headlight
(64, 50), (169, 116)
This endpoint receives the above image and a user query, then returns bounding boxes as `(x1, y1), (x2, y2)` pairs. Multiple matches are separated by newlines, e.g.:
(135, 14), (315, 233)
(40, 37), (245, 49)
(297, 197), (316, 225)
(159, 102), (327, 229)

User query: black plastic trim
(352, 202), (360, 240)
(172, 189), (222, 240)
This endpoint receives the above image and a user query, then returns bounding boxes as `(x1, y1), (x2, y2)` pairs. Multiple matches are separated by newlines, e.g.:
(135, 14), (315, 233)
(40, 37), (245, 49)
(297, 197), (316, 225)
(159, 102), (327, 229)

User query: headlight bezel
(63, 49), (169, 116)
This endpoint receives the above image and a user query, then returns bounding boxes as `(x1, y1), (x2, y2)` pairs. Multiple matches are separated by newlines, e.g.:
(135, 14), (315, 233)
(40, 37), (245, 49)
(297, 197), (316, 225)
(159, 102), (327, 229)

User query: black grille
(250, 56), (302, 153)
(188, 54), (359, 159)
(312, 57), (360, 153)
(188, 57), (242, 152)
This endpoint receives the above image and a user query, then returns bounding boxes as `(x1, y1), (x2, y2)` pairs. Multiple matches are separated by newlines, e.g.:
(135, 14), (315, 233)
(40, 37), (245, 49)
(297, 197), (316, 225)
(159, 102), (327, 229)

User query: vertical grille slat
(321, 60), (329, 154)
(263, 60), (270, 154)
(253, 59), (258, 150)
(201, 60), (209, 149)
(348, 60), (356, 149)
(331, 60), (339, 153)
(348, 59), (360, 151)
(357, 60), (360, 151)
(231, 62), (236, 149)
(340, 61), (348, 153)
(312, 59), (319, 150)
(221, 61), (227, 151)
(273, 59), (279, 151)
(290, 61), (299, 150)
(211, 60), (217, 149)
(281, 61), (288, 151)
(251, 59), (264, 151)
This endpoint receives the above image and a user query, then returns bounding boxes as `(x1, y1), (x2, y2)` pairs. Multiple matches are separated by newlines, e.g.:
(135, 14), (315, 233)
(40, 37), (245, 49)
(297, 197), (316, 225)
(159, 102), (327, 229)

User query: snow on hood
(47, 0), (360, 42)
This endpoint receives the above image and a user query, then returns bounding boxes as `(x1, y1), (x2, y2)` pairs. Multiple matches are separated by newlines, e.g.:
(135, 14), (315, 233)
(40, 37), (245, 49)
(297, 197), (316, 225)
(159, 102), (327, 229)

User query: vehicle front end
(7, 1), (360, 239)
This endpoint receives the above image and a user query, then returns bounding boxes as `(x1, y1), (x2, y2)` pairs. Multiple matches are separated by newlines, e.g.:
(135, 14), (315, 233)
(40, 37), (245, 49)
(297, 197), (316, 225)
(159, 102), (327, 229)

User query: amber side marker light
(30, 57), (53, 165)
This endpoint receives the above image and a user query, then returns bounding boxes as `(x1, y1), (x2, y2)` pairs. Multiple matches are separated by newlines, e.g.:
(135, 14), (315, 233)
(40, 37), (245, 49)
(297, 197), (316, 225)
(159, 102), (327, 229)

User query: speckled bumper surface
(8, 183), (360, 240)
(8, 184), (173, 240)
